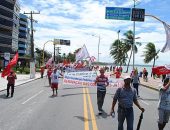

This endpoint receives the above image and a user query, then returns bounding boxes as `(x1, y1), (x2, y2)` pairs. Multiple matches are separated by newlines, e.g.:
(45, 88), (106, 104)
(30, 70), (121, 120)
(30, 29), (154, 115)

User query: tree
(142, 42), (160, 76)
(122, 30), (141, 72)
(110, 39), (128, 66)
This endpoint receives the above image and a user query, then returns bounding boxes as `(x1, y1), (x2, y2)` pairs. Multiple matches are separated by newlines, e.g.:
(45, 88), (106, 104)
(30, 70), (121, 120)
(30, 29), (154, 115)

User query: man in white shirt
(50, 68), (62, 96)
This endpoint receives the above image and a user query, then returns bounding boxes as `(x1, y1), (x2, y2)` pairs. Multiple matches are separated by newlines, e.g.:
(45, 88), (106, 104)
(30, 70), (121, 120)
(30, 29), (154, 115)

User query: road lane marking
(22, 90), (44, 104)
(86, 88), (98, 130)
(140, 99), (149, 106)
(83, 88), (89, 130)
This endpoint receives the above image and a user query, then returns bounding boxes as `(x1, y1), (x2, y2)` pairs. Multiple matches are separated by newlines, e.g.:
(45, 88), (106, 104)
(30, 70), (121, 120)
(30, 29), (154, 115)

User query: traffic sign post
(54, 39), (70, 46)
(105, 7), (131, 20)
(131, 8), (145, 22)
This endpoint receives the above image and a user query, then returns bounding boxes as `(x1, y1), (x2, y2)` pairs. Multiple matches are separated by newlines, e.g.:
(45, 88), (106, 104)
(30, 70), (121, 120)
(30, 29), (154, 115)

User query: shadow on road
(74, 116), (91, 122)
(61, 92), (96, 97)
(0, 94), (10, 99)
(96, 110), (109, 119)
(139, 98), (159, 101)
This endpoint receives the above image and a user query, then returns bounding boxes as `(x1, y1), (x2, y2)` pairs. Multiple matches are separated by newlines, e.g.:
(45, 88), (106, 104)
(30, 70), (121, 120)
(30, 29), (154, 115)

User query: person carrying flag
(6, 70), (17, 97)
(47, 66), (53, 86)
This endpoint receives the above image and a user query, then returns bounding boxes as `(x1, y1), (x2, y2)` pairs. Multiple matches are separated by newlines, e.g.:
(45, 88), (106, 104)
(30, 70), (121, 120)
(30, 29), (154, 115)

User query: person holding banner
(95, 68), (109, 114)
(158, 78), (170, 130)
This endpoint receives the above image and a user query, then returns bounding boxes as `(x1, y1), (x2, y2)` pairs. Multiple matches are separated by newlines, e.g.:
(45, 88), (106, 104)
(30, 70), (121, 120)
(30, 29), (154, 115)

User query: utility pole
(54, 44), (56, 63)
(24, 11), (40, 61)
(117, 30), (120, 66)
(56, 47), (61, 63)
(133, 0), (136, 70)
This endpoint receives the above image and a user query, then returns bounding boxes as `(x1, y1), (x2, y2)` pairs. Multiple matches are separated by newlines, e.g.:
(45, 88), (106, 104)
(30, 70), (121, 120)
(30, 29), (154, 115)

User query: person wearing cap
(50, 67), (63, 96)
(110, 76), (145, 130)
(95, 68), (109, 114)
(6, 70), (17, 97)
(157, 78), (170, 130)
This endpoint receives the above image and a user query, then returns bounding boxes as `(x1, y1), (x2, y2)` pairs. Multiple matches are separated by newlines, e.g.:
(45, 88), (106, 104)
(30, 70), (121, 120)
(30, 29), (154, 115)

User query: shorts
(51, 83), (58, 89)
(158, 109), (170, 124)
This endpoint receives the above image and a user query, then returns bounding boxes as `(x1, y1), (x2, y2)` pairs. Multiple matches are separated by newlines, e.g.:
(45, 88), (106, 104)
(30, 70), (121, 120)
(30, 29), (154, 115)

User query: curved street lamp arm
(42, 40), (53, 66)
(145, 14), (170, 27)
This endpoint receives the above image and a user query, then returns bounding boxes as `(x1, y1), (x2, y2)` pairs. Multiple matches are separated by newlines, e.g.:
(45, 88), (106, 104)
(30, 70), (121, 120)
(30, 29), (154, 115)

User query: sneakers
(98, 110), (103, 115)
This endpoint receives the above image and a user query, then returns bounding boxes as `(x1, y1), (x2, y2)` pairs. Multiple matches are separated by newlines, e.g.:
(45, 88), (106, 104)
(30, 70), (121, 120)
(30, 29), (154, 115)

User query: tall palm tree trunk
(151, 57), (156, 77)
(126, 48), (133, 73)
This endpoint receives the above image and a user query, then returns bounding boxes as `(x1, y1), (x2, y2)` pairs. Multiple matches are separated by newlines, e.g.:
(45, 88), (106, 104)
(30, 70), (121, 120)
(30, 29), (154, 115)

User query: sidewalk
(0, 72), (42, 92)
(121, 73), (162, 91)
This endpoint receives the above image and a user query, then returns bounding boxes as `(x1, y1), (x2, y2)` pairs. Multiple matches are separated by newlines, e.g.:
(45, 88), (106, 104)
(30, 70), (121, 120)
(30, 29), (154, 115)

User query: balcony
(18, 50), (26, 54)
(19, 26), (27, 32)
(18, 43), (26, 48)
(20, 20), (28, 26)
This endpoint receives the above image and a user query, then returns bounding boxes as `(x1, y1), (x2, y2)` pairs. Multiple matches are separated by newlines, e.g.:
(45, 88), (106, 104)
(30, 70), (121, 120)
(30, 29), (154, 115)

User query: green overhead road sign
(105, 7), (131, 20)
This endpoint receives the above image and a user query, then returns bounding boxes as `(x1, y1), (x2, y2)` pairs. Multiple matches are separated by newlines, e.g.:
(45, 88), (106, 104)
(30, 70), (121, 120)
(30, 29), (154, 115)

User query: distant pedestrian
(50, 67), (63, 96)
(162, 74), (166, 82)
(110, 76), (145, 130)
(40, 66), (45, 78)
(6, 70), (17, 97)
(95, 68), (109, 114)
(47, 66), (53, 86)
(158, 78), (170, 130)
(132, 70), (140, 97)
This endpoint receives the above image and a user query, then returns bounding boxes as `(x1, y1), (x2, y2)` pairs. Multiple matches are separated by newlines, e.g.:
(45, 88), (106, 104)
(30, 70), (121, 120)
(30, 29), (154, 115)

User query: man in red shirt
(95, 68), (109, 114)
(40, 66), (45, 78)
(6, 70), (17, 97)
(47, 66), (53, 86)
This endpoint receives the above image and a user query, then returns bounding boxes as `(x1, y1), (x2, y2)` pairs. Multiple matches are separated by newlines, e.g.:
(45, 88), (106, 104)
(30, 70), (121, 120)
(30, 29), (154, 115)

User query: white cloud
(20, 0), (170, 65)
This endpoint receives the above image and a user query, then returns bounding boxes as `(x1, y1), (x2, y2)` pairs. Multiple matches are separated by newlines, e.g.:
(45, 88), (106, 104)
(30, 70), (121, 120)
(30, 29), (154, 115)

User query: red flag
(152, 66), (170, 75)
(1, 52), (18, 77)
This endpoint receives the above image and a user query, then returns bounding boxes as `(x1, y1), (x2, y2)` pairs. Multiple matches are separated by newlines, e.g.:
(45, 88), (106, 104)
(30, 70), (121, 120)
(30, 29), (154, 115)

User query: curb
(0, 77), (42, 92)
(140, 83), (159, 92)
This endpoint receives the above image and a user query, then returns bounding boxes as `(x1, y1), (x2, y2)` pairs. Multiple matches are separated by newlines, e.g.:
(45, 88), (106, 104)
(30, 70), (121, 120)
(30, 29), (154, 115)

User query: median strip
(83, 87), (98, 130)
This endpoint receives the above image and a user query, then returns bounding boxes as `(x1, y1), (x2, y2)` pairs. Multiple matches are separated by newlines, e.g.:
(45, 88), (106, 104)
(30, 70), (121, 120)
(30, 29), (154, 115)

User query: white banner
(63, 71), (124, 87)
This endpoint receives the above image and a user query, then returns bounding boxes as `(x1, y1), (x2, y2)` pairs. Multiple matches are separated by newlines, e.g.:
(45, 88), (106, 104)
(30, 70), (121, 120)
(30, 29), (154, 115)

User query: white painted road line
(140, 99), (149, 106)
(22, 90), (44, 104)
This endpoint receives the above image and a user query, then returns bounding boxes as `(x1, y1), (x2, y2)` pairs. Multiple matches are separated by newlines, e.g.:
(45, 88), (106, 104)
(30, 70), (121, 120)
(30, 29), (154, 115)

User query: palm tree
(142, 42), (160, 76)
(122, 30), (141, 73)
(110, 39), (128, 66)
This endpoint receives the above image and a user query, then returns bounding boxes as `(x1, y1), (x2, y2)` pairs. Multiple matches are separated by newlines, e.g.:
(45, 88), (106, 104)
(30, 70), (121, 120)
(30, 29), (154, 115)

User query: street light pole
(118, 30), (120, 66)
(133, 0), (136, 70)
(98, 35), (100, 62)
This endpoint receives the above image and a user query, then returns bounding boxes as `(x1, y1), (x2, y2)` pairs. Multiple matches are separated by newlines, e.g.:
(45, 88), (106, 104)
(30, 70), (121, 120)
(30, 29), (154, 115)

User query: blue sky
(19, 0), (170, 66)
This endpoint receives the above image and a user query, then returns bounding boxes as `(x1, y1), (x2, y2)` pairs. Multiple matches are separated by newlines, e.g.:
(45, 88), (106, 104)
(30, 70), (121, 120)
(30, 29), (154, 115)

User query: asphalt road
(0, 78), (170, 130)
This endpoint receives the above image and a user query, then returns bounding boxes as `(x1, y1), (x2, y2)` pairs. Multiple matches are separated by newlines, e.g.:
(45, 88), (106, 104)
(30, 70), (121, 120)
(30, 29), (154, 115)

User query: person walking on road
(6, 70), (17, 98)
(95, 68), (109, 114)
(40, 66), (45, 78)
(50, 67), (63, 96)
(47, 66), (53, 86)
(110, 76), (145, 130)
(158, 78), (170, 130)
(132, 69), (140, 97)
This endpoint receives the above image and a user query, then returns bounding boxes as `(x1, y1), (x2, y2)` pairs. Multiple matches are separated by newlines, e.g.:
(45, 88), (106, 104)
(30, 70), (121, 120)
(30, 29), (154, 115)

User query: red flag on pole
(1, 52), (19, 77)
